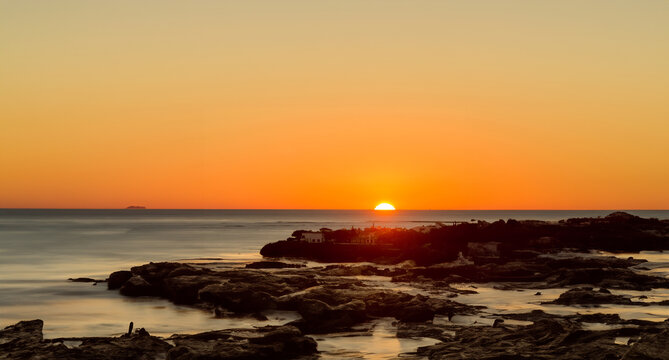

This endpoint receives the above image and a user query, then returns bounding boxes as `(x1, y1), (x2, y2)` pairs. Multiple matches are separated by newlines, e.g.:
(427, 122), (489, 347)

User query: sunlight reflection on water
(316, 318), (440, 360)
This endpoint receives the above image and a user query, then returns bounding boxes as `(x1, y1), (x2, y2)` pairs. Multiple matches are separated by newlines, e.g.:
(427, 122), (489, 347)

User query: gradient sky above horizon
(1, 1), (668, 209)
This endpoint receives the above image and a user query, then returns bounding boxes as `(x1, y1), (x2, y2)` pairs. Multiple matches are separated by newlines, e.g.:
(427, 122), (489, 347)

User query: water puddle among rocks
(315, 318), (441, 359)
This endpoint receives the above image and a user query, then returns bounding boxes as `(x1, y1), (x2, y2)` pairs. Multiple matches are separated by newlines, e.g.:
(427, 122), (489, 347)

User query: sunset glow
(375, 203), (396, 211)
(1, 1), (668, 209)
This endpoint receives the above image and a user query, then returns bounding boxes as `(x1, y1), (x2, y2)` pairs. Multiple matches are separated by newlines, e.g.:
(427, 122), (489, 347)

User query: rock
(545, 267), (669, 291)
(0, 319), (43, 348)
(418, 318), (628, 359)
(396, 304), (434, 322)
(162, 275), (219, 304)
(245, 261), (305, 269)
(166, 325), (317, 360)
(545, 287), (634, 306)
(623, 329), (669, 360)
(199, 283), (278, 313)
(120, 275), (158, 297)
(69, 277), (104, 283)
(130, 262), (186, 284)
(0, 319), (172, 360)
(292, 299), (367, 333)
(1, 320), (317, 360)
(397, 322), (452, 340)
(107, 270), (133, 289)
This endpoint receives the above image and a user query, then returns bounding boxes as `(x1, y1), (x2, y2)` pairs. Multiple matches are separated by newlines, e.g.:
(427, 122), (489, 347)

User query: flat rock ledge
(0, 319), (317, 360)
(107, 262), (479, 334)
(414, 316), (669, 360)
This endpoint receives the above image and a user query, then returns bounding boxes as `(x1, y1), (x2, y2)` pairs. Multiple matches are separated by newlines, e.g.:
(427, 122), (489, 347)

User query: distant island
(125, 205), (146, 209)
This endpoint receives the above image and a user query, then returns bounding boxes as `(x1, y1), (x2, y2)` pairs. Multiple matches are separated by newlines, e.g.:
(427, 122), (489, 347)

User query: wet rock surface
(167, 325), (317, 360)
(415, 318), (669, 360)
(622, 328), (669, 360)
(545, 287), (636, 306)
(106, 261), (480, 335)
(0, 320), (317, 360)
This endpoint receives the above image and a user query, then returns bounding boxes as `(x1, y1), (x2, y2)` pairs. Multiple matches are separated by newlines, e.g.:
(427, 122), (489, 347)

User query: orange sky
(1, 1), (668, 209)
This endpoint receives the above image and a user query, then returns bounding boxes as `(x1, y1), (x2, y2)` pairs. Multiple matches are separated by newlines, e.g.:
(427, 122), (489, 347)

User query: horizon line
(1, 208), (668, 211)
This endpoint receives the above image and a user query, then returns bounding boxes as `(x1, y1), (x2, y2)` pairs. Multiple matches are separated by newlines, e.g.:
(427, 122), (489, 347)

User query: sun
(374, 203), (396, 211)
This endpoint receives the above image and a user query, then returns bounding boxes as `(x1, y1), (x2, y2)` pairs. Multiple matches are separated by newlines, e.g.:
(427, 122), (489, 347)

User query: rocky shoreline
(4, 212), (669, 359)
(0, 319), (317, 360)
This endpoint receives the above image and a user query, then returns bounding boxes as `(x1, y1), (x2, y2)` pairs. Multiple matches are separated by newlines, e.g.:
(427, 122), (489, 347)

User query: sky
(1, 1), (668, 209)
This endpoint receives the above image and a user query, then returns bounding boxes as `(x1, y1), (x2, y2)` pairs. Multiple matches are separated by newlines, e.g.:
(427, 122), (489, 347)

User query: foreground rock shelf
(107, 262), (479, 334)
(0, 319), (317, 360)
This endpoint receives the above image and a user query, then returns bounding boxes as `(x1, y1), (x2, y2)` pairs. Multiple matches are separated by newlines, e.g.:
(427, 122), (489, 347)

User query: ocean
(2, 209), (669, 357)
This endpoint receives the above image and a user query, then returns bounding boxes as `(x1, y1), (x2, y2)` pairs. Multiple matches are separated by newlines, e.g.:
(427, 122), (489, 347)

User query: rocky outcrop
(623, 328), (669, 360)
(0, 320), (44, 352)
(389, 255), (669, 291)
(290, 298), (367, 333)
(107, 270), (132, 289)
(0, 319), (171, 360)
(107, 262), (479, 334)
(261, 212), (669, 265)
(120, 275), (158, 297)
(0, 320), (317, 360)
(166, 325), (317, 360)
(545, 287), (634, 306)
(418, 318), (631, 359)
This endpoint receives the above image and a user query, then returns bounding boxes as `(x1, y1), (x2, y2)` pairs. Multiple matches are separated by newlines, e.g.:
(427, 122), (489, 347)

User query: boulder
(107, 270), (133, 289)
(198, 283), (277, 313)
(120, 275), (158, 297)
(162, 275), (219, 304)
(0, 319), (43, 349)
(546, 287), (634, 306)
(293, 299), (367, 333)
(396, 304), (435, 322)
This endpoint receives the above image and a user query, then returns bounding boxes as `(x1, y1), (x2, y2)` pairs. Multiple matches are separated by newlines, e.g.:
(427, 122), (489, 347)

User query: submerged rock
(107, 270), (132, 290)
(120, 275), (158, 297)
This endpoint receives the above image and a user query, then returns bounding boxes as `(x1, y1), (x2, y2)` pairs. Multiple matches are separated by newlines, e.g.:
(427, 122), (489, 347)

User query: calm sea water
(1, 209), (668, 356)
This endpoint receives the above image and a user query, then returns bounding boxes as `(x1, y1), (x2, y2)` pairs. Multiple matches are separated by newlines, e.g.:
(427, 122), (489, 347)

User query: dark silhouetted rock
(107, 270), (133, 289)
(245, 261), (305, 269)
(120, 275), (158, 297)
(292, 299), (367, 333)
(546, 287), (634, 306)
(166, 325), (317, 360)
(68, 277), (104, 283)
(622, 328), (669, 360)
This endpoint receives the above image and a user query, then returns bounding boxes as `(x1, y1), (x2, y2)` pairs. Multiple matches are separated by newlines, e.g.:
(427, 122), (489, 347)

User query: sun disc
(374, 203), (396, 211)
